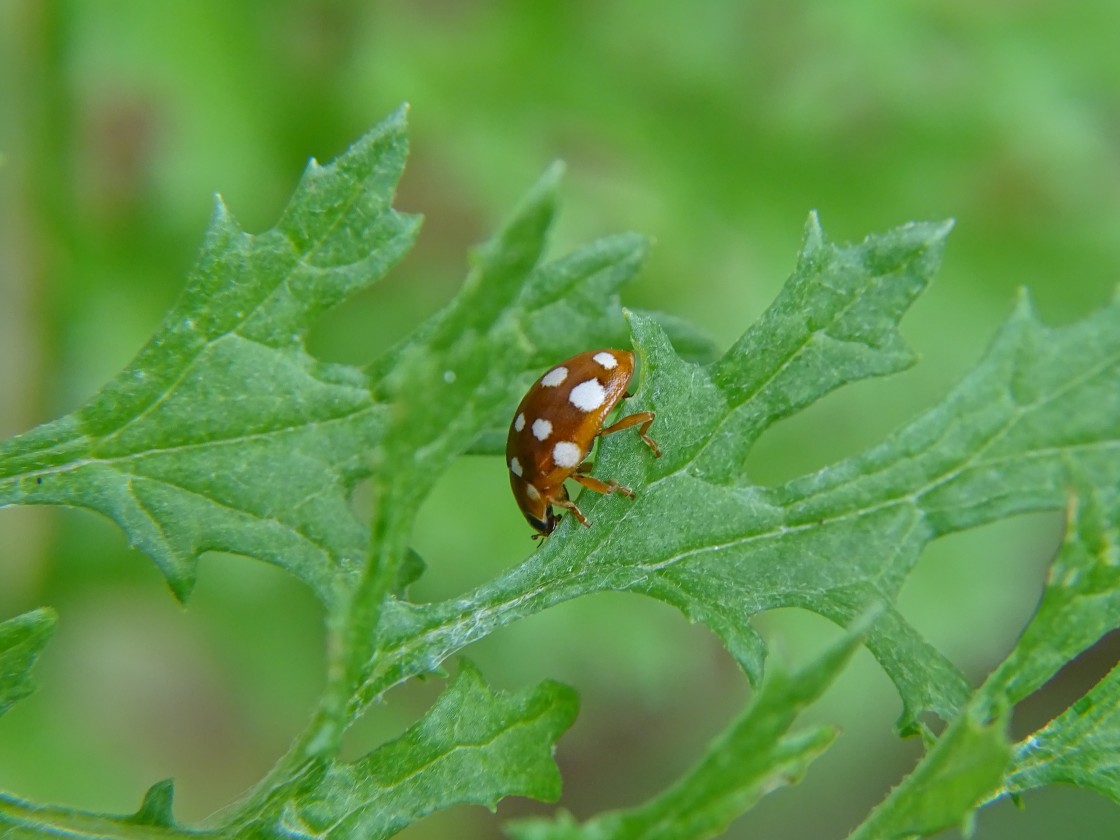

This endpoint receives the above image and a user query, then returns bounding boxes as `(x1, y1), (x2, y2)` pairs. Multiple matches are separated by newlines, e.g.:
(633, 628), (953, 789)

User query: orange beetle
(506, 349), (660, 537)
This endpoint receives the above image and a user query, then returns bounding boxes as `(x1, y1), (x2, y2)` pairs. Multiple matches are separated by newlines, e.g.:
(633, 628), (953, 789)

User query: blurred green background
(1, 1), (1118, 837)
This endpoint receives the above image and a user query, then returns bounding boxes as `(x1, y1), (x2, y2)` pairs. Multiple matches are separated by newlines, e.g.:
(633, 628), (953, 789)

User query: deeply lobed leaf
(847, 434), (1120, 834)
(232, 662), (577, 840)
(3, 109), (1119, 839)
(0, 109), (420, 602)
(508, 626), (863, 840)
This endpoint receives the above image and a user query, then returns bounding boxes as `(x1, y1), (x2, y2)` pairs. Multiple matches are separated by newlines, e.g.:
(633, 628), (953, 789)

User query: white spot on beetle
(552, 441), (582, 468)
(514, 413), (526, 432)
(541, 366), (568, 387)
(532, 418), (553, 440)
(509, 457), (524, 477)
(525, 484), (541, 500)
(594, 351), (618, 370)
(569, 379), (607, 412)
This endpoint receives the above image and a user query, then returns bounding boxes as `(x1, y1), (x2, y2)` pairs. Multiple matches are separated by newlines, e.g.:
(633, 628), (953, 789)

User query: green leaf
(233, 662), (577, 840)
(508, 626), (862, 840)
(357, 217), (1119, 754)
(555, 285), (1118, 734)
(368, 163), (647, 512)
(366, 163), (642, 531)
(0, 608), (55, 717)
(994, 480), (1120, 805)
(359, 220), (946, 725)
(985, 482), (1120, 707)
(847, 703), (1012, 840)
(5, 110), (1120, 838)
(700, 214), (947, 484)
(627, 309), (720, 366)
(1, 114), (652, 836)
(848, 462), (1120, 832)
(326, 164), (649, 746)
(0, 108), (421, 603)
(1005, 661), (1120, 805)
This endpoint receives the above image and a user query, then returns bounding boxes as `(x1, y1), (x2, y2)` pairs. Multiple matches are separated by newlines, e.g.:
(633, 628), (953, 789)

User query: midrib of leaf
(54, 392), (378, 466)
(789, 332), (1119, 517)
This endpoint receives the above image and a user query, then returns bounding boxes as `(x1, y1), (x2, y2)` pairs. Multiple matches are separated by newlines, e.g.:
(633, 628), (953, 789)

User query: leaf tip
(469, 162), (566, 270)
(166, 570), (197, 605)
(527, 160), (566, 208)
(26, 605), (59, 633)
(802, 209), (825, 252)
(920, 217), (956, 256)
(542, 158), (567, 186)
(387, 100), (411, 127)
(209, 193), (236, 229)
(524, 161), (566, 215)
(0, 607), (57, 665)
(1011, 285), (1037, 319)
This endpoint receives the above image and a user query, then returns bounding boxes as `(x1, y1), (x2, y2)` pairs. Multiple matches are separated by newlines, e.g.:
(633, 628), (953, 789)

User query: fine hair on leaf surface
(1, 107), (1118, 839)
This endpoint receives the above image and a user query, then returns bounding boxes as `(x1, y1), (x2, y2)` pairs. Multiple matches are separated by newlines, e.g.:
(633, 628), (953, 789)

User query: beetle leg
(598, 411), (661, 457)
(552, 496), (590, 527)
(570, 472), (634, 499)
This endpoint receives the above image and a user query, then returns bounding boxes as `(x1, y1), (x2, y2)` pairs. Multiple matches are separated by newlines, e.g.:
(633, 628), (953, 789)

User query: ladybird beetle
(506, 349), (661, 537)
